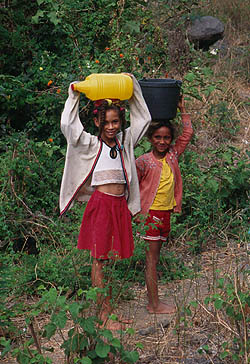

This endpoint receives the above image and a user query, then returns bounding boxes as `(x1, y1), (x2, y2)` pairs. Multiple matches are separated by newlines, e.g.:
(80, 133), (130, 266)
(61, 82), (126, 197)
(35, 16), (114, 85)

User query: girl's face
(150, 126), (172, 159)
(95, 109), (121, 145)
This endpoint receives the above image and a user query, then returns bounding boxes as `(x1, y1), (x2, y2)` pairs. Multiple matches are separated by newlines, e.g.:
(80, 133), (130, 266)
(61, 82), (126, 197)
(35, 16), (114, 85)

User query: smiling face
(94, 109), (121, 146)
(150, 126), (172, 159)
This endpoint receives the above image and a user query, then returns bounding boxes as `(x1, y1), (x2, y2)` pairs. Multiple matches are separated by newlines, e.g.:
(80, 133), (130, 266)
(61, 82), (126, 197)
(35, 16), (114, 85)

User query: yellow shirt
(150, 158), (176, 210)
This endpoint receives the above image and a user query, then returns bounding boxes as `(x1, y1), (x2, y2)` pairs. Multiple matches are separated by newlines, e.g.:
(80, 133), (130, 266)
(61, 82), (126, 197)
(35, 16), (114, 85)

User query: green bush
(172, 146), (250, 251)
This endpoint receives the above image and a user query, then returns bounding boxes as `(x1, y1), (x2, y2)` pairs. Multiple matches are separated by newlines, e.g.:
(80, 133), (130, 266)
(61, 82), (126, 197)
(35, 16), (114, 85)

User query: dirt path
(1, 242), (249, 364)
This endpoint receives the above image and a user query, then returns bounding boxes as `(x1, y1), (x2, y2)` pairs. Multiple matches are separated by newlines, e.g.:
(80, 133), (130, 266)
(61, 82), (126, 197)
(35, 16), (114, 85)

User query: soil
(1, 240), (249, 364)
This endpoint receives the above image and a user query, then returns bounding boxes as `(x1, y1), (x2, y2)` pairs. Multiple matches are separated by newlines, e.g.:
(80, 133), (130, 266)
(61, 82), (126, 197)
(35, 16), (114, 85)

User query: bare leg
(91, 259), (130, 329)
(91, 259), (111, 315)
(145, 240), (176, 314)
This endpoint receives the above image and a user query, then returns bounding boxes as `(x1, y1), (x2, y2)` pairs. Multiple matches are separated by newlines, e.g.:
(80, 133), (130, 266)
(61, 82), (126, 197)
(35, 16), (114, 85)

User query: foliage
(0, 0), (170, 139)
(202, 270), (250, 362)
(0, 133), (65, 246)
(0, 287), (141, 363)
(172, 146), (250, 253)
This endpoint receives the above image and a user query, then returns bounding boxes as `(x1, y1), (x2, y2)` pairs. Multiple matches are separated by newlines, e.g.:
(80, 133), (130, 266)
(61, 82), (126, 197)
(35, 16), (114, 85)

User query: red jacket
(136, 114), (193, 215)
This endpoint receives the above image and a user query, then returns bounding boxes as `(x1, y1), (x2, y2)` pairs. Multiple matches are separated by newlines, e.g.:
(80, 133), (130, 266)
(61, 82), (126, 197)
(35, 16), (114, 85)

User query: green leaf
(79, 338), (88, 350)
(124, 20), (140, 33)
(101, 329), (113, 341)
(232, 353), (239, 361)
(43, 288), (58, 304)
(206, 179), (219, 193)
(71, 334), (80, 352)
(110, 338), (121, 348)
(222, 152), (232, 163)
(126, 327), (135, 335)
(217, 278), (225, 288)
(134, 146), (144, 157)
(0, 338), (11, 357)
(77, 288), (84, 296)
(185, 307), (192, 316)
(80, 357), (92, 364)
(109, 313), (118, 321)
(122, 350), (139, 363)
(226, 305), (235, 317)
(202, 344), (210, 353)
(220, 350), (229, 359)
(204, 296), (211, 305)
(48, 12), (61, 26)
(52, 310), (67, 329)
(184, 72), (196, 82)
(204, 85), (216, 97)
(95, 341), (110, 358)
(16, 352), (30, 364)
(189, 301), (198, 308)
(136, 342), (144, 349)
(85, 287), (98, 302)
(31, 10), (44, 24)
(69, 302), (81, 320)
(57, 295), (66, 307)
(214, 298), (223, 310)
(221, 341), (228, 349)
(43, 322), (57, 340)
(81, 317), (95, 335)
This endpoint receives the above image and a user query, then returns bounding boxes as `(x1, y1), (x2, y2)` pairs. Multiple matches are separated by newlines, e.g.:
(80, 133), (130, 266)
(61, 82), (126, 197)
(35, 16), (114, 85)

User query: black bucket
(139, 78), (182, 120)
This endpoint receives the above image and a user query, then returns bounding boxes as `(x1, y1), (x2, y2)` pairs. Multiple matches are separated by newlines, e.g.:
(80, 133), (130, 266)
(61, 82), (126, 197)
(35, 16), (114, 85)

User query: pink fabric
(143, 210), (171, 241)
(136, 114), (193, 215)
(77, 190), (134, 259)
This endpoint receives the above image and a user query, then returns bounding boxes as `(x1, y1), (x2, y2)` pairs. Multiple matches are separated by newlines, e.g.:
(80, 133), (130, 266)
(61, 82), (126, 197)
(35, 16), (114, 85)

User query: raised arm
(173, 96), (193, 156)
(61, 83), (84, 146)
(128, 75), (151, 146)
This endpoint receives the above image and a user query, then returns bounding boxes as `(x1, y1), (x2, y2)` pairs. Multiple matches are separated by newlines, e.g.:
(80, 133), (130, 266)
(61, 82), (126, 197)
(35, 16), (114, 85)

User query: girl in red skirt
(60, 75), (151, 329)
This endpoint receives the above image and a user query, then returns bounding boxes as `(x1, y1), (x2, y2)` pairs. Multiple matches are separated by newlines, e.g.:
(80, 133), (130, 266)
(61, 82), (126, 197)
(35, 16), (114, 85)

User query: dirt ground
(1, 239), (249, 364)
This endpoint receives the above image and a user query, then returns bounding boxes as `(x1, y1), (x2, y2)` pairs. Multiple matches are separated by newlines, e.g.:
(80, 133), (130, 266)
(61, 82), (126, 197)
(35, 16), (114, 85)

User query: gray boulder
(188, 16), (224, 50)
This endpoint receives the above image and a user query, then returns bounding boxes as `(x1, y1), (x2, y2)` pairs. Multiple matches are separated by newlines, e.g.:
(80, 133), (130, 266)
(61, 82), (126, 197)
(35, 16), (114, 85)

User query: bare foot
(99, 313), (132, 330)
(117, 316), (133, 324)
(100, 319), (125, 331)
(147, 301), (176, 314)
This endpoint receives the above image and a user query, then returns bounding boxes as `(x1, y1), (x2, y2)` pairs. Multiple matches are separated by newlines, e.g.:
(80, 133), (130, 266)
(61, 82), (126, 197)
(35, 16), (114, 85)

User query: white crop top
(91, 142), (126, 186)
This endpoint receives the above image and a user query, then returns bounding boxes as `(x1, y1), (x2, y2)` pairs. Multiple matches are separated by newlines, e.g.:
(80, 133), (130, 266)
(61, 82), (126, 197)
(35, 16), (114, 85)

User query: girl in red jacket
(136, 96), (193, 314)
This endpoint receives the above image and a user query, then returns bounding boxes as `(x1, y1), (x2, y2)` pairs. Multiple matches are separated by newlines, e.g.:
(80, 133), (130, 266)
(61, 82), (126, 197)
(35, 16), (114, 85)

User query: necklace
(100, 138), (119, 159)
(110, 145), (118, 159)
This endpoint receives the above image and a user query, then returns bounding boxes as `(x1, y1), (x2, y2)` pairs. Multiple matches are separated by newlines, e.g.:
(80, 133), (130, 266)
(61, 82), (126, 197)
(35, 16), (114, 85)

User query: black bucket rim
(139, 78), (182, 88)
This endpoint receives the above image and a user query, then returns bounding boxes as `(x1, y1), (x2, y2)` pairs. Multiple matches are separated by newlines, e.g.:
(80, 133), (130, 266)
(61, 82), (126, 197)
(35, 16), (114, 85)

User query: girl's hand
(177, 95), (186, 113)
(122, 72), (133, 78)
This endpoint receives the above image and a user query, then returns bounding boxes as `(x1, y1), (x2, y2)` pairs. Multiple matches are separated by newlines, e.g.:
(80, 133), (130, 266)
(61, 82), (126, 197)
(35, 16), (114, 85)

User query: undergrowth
(0, 0), (249, 363)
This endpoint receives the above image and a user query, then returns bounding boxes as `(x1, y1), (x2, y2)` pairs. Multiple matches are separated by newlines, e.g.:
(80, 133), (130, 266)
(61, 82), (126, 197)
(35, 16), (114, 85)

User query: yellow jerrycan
(71, 73), (133, 100)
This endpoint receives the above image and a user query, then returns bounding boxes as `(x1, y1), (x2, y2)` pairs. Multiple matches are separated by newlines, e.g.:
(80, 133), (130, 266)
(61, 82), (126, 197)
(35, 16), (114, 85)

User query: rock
(188, 16), (224, 50)
(209, 39), (229, 57)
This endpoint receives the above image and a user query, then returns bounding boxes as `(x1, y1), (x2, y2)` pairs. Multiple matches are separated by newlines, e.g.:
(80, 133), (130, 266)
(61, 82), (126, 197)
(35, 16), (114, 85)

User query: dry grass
(125, 237), (249, 364)
(210, 0), (250, 33)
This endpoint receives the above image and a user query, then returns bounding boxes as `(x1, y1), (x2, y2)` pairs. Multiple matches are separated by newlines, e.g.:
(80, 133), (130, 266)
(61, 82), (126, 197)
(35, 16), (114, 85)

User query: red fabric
(143, 210), (171, 241)
(77, 190), (134, 259)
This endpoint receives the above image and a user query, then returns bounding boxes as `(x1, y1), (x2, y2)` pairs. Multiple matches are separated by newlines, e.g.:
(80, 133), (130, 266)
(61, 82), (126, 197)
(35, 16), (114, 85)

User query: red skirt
(77, 190), (134, 259)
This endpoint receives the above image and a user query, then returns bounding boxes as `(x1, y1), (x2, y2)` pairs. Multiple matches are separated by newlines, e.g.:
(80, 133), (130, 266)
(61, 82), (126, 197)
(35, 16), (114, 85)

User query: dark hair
(94, 100), (126, 146)
(147, 120), (175, 142)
